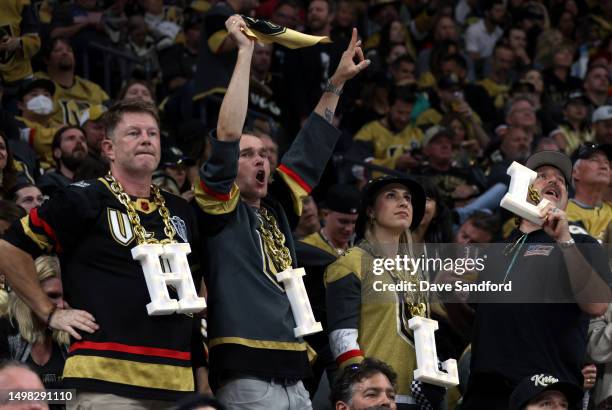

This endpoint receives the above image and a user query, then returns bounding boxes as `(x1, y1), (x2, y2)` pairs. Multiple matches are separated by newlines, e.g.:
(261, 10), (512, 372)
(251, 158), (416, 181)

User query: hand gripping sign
(500, 161), (551, 225)
(276, 267), (323, 337)
(132, 242), (207, 315)
(409, 316), (459, 387)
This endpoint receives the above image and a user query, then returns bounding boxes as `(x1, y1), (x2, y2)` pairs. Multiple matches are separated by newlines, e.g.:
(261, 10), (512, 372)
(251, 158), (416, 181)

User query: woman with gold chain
(325, 175), (444, 409)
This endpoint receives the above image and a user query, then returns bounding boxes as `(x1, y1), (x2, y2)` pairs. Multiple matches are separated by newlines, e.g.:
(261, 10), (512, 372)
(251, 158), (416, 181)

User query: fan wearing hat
(15, 78), (60, 170)
(416, 125), (485, 209)
(301, 184), (360, 256)
(298, 184), (360, 396)
(157, 145), (196, 201)
(463, 151), (611, 409)
(509, 374), (583, 410)
(592, 105), (612, 146)
(565, 143), (612, 242)
(325, 176), (438, 408)
(551, 91), (594, 155)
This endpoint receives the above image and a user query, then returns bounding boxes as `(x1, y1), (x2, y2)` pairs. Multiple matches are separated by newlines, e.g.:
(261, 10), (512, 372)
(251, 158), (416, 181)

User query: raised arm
(313, 28), (370, 123)
(216, 15), (254, 142)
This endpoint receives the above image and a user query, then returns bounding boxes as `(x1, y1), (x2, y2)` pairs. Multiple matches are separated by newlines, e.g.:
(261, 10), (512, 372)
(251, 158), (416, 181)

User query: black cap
(18, 78), (55, 100)
(355, 175), (426, 238)
(438, 73), (463, 90)
(572, 142), (612, 163)
(565, 90), (589, 107)
(509, 374), (583, 410)
(161, 146), (195, 167)
(321, 184), (360, 215)
(525, 150), (573, 186)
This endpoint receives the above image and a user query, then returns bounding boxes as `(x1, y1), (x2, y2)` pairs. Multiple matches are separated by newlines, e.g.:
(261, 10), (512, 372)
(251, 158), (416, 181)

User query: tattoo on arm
(324, 108), (334, 124)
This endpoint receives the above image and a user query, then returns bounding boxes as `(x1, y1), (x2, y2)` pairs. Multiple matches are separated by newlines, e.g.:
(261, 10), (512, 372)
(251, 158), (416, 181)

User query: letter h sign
(132, 243), (207, 315)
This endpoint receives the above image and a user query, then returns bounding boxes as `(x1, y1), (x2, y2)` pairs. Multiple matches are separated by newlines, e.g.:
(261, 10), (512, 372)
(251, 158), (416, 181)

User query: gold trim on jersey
(193, 87), (228, 102)
(208, 30), (229, 54)
(276, 170), (307, 216)
(194, 181), (240, 215)
(63, 355), (194, 391)
(209, 337), (308, 351)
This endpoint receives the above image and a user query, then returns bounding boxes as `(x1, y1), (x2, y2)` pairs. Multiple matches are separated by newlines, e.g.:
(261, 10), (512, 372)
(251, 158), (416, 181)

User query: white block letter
(500, 161), (550, 225)
(132, 243), (207, 315)
(408, 316), (459, 388)
(276, 267), (322, 337)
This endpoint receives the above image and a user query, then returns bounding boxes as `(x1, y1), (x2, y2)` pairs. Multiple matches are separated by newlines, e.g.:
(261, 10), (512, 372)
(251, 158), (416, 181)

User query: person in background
(508, 373), (583, 410)
(0, 0), (41, 111)
(11, 183), (44, 213)
(0, 255), (69, 389)
(330, 358), (398, 410)
(294, 195), (321, 239)
(566, 143), (612, 243)
(38, 125), (88, 198)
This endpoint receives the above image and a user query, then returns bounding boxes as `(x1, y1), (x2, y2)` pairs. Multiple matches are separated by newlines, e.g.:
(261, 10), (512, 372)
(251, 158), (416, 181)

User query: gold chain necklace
(257, 207), (293, 271)
(105, 173), (176, 245)
(361, 240), (427, 318)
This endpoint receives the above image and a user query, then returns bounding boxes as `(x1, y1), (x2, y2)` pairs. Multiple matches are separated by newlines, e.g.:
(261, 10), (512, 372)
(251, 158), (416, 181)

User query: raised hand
(225, 15), (254, 52)
(330, 28), (370, 87)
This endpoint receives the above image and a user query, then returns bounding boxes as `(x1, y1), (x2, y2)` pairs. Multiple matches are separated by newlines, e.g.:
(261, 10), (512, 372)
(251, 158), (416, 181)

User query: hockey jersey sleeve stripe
(335, 349), (365, 366)
(69, 341), (191, 360)
(20, 216), (52, 252)
(198, 179), (231, 201)
(29, 208), (61, 253)
(278, 164), (312, 194)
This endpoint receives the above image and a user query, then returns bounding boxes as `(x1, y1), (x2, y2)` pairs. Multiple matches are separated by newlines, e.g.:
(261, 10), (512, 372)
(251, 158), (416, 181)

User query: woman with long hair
(326, 176), (444, 409)
(0, 256), (68, 389)
(0, 131), (18, 200)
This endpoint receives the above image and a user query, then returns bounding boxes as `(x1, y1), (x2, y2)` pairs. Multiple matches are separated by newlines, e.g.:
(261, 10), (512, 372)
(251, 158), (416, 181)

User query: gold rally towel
(240, 15), (331, 49)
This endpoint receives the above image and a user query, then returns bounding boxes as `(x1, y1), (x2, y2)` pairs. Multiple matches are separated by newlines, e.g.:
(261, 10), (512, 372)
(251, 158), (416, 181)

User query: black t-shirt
(469, 229), (612, 387)
(26, 342), (65, 389)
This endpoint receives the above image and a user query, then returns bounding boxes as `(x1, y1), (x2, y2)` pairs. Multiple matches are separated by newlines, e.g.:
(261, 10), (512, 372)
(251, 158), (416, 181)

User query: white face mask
(26, 95), (54, 115)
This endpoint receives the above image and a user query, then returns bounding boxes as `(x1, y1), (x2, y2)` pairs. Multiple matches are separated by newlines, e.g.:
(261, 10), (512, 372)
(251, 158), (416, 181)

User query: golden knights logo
(241, 15), (286, 37)
(107, 208), (154, 246)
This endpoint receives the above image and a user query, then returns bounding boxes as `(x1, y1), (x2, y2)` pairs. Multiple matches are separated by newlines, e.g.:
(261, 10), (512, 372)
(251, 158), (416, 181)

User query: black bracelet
(45, 305), (57, 327)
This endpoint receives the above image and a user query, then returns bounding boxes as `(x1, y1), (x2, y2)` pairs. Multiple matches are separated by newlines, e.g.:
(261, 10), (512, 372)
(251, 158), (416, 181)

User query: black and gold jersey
(34, 71), (110, 126)
(0, 0), (41, 82)
(4, 178), (203, 401)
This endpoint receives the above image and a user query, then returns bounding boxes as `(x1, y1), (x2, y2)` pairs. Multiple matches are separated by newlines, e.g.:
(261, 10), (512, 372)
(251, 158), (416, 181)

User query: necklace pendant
(132, 242), (206, 315)
(276, 267), (322, 337)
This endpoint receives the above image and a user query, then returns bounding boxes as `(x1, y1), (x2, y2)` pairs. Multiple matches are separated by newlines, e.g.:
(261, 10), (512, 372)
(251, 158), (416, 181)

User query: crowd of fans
(2, 0), (612, 409)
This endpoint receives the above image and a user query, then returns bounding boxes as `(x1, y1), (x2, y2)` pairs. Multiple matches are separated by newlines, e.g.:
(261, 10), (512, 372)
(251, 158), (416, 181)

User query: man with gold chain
(0, 100), (207, 408)
(193, 14), (369, 409)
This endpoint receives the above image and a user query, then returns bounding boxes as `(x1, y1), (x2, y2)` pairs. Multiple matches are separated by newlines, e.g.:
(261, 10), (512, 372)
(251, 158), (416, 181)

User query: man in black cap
(15, 78), (59, 170)
(301, 184), (360, 256)
(416, 125), (486, 209)
(297, 183), (360, 395)
(463, 150), (612, 409)
(566, 143), (612, 242)
(551, 90), (592, 155)
(509, 374), (583, 410)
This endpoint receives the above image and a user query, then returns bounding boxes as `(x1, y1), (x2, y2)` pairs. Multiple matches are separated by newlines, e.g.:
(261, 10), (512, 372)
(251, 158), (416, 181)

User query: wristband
(559, 238), (576, 249)
(323, 79), (343, 96)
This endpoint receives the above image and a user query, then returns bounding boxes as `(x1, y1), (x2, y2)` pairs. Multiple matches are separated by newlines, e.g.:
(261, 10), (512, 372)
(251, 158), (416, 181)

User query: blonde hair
(0, 289), (8, 317)
(8, 256), (69, 346)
